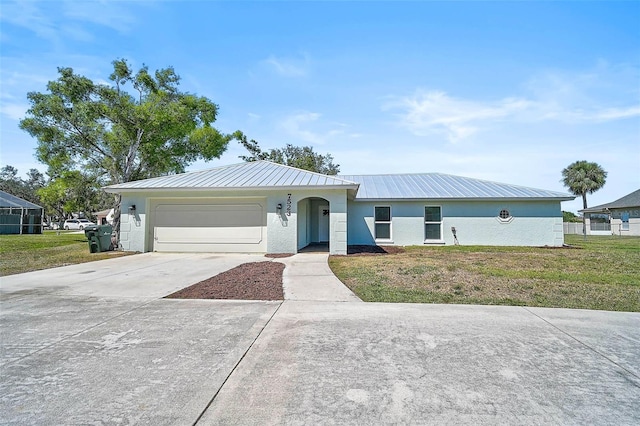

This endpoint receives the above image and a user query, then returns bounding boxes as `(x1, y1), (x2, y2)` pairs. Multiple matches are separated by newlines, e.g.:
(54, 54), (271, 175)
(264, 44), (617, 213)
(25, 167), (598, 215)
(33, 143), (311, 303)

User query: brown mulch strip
(265, 253), (295, 258)
(346, 245), (406, 256)
(165, 261), (285, 300)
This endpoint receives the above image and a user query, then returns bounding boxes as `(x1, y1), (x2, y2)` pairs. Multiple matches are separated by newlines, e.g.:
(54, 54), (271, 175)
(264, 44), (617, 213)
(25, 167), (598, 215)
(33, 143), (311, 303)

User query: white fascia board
(352, 196), (576, 202)
(104, 184), (360, 194)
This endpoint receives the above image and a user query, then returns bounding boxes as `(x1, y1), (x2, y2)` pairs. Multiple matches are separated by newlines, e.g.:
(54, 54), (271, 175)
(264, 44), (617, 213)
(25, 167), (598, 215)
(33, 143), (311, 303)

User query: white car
(63, 219), (95, 230)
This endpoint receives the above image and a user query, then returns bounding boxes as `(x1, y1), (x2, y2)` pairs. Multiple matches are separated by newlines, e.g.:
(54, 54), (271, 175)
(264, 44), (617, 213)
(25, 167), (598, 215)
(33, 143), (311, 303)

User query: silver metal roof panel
(337, 173), (574, 200)
(105, 161), (359, 191)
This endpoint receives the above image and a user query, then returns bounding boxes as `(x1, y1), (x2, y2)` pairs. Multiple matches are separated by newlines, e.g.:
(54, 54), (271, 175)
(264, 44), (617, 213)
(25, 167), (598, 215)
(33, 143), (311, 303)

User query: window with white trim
(621, 212), (630, 231)
(374, 206), (391, 240)
(424, 206), (442, 241)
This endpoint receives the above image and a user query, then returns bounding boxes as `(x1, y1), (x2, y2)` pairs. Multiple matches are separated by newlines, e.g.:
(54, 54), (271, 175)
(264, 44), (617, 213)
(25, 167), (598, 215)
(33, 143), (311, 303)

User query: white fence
(563, 222), (585, 235)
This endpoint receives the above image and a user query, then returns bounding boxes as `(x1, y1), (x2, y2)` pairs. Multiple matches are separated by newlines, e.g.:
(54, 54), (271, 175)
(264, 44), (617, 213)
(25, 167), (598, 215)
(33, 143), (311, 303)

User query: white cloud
(62, 0), (137, 34)
(0, 1), (58, 41)
(385, 91), (531, 142)
(277, 112), (360, 145)
(280, 112), (324, 144)
(263, 54), (310, 77)
(387, 64), (640, 142)
(0, 103), (28, 121)
(0, 0), (139, 46)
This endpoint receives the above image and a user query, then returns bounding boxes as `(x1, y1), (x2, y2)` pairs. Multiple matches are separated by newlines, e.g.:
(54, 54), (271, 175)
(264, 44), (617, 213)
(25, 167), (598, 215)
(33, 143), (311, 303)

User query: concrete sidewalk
(277, 253), (362, 302)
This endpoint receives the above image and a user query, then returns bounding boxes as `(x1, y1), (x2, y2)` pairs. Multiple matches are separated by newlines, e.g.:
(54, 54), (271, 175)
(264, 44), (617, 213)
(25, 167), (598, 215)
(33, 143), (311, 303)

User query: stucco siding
(347, 200), (564, 247)
(118, 188), (349, 255)
(119, 195), (147, 252)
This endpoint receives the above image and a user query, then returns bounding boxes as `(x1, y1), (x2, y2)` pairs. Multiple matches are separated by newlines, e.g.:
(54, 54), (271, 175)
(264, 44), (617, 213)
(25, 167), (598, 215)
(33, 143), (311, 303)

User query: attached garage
(150, 199), (266, 253)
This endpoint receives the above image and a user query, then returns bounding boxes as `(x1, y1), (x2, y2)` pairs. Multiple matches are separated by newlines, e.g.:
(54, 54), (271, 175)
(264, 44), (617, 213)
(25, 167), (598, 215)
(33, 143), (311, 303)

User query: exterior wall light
(128, 205), (136, 213)
(276, 203), (282, 212)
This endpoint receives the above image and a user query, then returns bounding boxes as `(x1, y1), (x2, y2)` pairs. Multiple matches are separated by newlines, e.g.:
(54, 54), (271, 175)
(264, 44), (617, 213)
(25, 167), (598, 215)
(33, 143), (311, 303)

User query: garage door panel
(152, 201), (267, 253)
(155, 204), (265, 227)
(155, 226), (263, 244)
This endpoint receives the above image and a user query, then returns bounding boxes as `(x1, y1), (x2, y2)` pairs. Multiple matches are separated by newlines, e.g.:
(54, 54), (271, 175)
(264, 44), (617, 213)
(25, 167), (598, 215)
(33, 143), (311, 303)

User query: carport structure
(0, 190), (44, 235)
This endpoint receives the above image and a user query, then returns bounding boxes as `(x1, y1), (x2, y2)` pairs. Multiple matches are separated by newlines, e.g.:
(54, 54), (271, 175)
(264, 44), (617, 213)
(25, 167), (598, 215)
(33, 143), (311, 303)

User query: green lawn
(0, 231), (134, 276)
(329, 235), (640, 312)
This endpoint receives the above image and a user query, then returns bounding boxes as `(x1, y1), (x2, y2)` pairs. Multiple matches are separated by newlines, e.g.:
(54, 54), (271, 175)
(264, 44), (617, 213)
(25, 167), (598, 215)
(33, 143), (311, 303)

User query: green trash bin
(97, 225), (113, 251)
(84, 225), (113, 253)
(84, 225), (100, 253)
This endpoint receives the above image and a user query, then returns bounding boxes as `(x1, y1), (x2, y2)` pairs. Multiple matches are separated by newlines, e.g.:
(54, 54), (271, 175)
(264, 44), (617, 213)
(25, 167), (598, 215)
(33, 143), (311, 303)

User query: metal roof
(105, 161), (359, 192)
(0, 190), (43, 209)
(580, 189), (640, 213)
(337, 173), (574, 200)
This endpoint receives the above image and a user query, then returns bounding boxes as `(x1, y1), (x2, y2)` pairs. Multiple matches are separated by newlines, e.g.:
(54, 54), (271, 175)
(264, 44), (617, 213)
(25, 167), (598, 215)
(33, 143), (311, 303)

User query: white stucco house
(104, 161), (574, 254)
(579, 189), (640, 236)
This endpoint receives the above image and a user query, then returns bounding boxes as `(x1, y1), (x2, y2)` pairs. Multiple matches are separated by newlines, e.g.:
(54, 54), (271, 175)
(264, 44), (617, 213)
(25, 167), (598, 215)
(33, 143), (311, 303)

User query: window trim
(621, 212), (630, 231)
(374, 205), (392, 242)
(424, 205), (444, 244)
(496, 208), (514, 224)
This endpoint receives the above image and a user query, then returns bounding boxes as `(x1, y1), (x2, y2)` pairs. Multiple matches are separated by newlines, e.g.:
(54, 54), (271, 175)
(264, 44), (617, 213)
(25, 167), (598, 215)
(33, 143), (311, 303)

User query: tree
(20, 59), (242, 240)
(0, 165), (45, 205)
(562, 211), (581, 222)
(237, 132), (340, 175)
(37, 171), (111, 221)
(561, 161), (607, 210)
(561, 160), (607, 237)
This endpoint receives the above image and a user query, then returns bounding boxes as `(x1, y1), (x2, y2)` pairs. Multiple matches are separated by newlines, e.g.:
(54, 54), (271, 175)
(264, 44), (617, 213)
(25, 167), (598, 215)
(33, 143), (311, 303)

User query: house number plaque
(286, 194), (292, 216)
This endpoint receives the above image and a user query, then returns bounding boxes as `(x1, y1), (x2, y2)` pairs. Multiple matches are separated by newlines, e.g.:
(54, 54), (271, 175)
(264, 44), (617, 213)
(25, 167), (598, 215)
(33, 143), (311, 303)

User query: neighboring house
(579, 189), (640, 236)
(104, 161), (574, 254)
(0, 190), (44, 235)
(94, 208), (115, 226)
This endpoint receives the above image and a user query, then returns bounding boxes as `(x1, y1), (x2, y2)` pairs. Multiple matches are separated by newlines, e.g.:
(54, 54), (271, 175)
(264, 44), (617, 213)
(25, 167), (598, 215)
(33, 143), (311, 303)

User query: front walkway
(276, 253), (362, 302)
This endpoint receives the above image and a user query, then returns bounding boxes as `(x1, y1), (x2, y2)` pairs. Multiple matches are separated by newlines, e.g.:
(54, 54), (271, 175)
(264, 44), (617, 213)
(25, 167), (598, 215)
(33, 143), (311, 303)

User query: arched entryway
(297, 197), (330, 252)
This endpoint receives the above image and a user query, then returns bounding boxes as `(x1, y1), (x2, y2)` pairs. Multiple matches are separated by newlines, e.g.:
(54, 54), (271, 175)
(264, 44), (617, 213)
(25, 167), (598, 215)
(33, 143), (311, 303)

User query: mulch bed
(346, 245), (406, 256)
(265, 253), (295, 258)
(165, 261), (285, 300)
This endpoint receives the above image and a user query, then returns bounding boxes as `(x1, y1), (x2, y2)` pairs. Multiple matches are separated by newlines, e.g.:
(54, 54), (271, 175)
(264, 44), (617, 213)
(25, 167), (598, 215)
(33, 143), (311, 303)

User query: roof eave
(104, 184), (360, 194)
(353, 196), (575, 202)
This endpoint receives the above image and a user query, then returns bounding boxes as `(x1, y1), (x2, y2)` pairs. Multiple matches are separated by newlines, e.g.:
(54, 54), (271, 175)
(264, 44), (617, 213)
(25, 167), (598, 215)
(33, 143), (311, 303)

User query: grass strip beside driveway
(329, 235), (640, 312)
(0, 231), (133, 276)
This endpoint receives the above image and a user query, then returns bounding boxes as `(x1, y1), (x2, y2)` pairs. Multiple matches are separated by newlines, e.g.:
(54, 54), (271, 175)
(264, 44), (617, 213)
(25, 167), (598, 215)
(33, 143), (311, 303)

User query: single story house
(0, 190), (44, 235)
(579, 189), (640, 236)
(104, 161), (574, 254)
(94, 208), (115, 226)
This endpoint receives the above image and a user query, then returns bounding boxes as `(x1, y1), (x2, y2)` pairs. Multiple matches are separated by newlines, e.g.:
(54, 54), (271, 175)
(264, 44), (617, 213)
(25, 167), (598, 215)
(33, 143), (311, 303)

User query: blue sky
(1, 1), (638, 213)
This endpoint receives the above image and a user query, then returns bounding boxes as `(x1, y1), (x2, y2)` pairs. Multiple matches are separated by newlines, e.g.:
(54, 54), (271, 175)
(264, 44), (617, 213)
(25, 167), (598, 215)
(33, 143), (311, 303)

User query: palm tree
(561, 160), (608, 209)
(561, 160), (607, 237)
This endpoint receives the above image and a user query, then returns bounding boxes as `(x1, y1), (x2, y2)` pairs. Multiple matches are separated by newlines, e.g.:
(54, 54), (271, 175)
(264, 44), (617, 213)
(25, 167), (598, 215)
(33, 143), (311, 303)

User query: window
(374, 206), (391, 240)
(424, 206), (442, 241)
(621, 212), (630, 231)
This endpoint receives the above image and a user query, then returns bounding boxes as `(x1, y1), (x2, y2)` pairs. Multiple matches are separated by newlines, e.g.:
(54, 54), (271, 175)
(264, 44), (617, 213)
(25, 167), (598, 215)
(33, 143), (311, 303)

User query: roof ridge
(255, 160), (358, 185)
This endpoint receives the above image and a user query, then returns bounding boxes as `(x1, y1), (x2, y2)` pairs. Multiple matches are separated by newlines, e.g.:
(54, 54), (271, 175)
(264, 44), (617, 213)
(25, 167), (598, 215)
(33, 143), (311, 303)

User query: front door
(318, 206), (329, 242)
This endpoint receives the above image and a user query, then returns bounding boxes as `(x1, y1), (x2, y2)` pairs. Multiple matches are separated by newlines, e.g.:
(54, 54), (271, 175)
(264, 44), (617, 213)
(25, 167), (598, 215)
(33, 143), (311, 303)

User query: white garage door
(153, 201), (266, 253)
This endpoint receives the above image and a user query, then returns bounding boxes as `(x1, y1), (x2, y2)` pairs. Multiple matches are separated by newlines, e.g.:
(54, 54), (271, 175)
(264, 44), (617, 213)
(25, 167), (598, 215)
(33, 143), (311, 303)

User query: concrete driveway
(1, 253), (639, 425)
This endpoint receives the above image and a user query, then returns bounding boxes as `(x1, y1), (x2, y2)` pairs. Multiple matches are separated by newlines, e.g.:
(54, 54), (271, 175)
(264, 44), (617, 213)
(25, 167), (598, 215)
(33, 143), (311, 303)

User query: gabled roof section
(0, 190), (43, 209)
(105, 161), (359, 192)
(337, 173), (574, 200)
(580, 189), (640, 213)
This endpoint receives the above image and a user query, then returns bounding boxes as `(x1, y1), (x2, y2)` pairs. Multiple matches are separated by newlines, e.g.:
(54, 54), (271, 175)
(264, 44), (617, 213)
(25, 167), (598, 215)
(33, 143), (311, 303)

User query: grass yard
(0, 231), (134, 276)
(329, 235), (640, 312)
